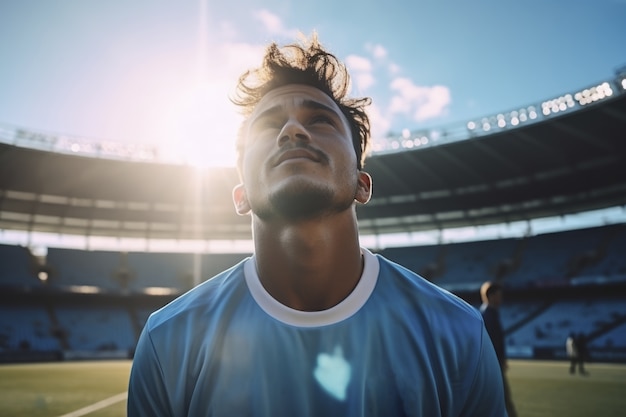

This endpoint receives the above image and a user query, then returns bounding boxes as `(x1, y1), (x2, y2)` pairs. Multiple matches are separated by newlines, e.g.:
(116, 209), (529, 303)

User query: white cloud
(389, 77), (451, 122)
(345, 55), (375, 92)
(388, 63), (401, 75)
(365, 43), (387, 60)
(354, 72), (376, 92)
(254, 9), (282, 32)
(345, 55), (372, 72)
(253, 9), (298, 38)
(413, 85), (451, 121)
(366, 102), (391, 141)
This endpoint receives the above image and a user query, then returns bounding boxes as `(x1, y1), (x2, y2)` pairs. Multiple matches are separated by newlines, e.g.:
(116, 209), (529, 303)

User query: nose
(277, 118), (310, 146)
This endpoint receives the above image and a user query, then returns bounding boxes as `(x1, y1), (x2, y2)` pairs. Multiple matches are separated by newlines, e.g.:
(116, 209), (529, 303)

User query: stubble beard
(254, 181), (356, 222)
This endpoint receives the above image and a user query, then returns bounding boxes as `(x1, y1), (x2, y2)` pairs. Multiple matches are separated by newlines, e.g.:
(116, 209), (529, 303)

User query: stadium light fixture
(38, 271), (49, 283)
(497, 114), (506, 128)
(541, 94), (575, 116)
(465, 104), (539, 136)
(574, 82), (613, 106)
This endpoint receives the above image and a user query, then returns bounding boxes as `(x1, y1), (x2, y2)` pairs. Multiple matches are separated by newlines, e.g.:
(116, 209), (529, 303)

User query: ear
(355, 171), (372, 204)
(232, 184), (251, 215)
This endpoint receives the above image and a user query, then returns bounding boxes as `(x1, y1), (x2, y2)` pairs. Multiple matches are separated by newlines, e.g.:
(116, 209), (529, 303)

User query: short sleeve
(459, 325), (507, 417)
(127, 325), (173, 417)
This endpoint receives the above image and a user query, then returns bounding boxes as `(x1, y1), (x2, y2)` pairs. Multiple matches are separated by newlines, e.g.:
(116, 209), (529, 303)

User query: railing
(2, 73), (625, 163)
(0, 124), (160, 163)
(372, 76), (625, 154)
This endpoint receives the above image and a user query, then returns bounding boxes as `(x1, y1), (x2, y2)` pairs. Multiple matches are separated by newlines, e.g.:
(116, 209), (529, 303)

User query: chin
(271, 185), (334, 219)
(262, 186), (350, 221)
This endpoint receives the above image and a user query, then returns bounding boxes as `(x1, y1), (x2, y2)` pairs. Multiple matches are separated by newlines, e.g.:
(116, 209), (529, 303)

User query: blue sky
(1, 0), (625, 168)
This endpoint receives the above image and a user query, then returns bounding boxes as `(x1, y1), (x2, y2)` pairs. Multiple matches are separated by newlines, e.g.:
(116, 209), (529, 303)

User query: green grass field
(0, 359), (624, 416)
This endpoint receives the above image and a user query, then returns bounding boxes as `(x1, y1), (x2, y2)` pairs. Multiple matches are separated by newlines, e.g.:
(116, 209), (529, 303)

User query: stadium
(1, 66), (626, 415)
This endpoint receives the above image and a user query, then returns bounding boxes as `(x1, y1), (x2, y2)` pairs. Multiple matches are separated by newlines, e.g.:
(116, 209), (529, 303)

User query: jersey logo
(313, 345), (351, 401)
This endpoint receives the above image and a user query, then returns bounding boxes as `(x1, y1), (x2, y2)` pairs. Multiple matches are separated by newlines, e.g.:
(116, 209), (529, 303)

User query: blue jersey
(128, 249), (505, 416)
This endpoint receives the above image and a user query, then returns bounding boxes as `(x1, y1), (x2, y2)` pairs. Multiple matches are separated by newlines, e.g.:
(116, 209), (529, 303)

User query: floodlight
(575, 81), (614, 106)
(38, 271), (49, 282)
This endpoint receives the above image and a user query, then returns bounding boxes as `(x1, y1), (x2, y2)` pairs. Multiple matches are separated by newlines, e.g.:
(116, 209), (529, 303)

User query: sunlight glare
(161, 81), (241, 168)
(157, 0), (242, 169)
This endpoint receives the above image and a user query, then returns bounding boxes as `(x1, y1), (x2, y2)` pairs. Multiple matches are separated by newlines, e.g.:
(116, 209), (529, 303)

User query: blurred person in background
(127, 34), (506, 417)
(481, 281), (518, 417)
(567, 331), (589, 375)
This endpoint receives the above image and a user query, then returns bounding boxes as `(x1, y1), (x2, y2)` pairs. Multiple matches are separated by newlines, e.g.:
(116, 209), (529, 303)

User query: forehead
(251, 84), (346, 120)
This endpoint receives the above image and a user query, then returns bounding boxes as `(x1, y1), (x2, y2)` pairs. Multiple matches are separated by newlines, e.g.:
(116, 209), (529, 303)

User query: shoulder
(375, 254), (483, 324)
(372, 254), (503, 414)
(144, 258), (249, 332)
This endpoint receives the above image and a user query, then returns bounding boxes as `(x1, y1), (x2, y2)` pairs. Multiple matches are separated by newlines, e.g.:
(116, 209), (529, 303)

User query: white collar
(244, 248), (379, 327)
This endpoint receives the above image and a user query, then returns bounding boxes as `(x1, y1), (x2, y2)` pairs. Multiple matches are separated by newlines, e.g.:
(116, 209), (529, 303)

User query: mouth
(274, 148), (322, 166)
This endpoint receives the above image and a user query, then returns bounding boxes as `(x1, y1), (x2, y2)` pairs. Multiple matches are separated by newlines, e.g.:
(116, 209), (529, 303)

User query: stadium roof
(1, 87), (626, 242)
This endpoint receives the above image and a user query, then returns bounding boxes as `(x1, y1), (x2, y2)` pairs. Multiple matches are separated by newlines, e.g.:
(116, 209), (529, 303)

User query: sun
(160, 81), (242, 168)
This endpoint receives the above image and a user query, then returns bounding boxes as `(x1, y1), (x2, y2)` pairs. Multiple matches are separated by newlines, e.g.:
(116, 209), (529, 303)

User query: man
(480, 281), (517, 417)
(128, 35), (506, 417)
(567, 332), (589, 375)
(566, 332), (579, 374)
(575, 332), (590, 375)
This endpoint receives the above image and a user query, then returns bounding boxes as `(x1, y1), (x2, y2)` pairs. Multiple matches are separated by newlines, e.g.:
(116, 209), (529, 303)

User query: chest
(175, 318), (455, 417)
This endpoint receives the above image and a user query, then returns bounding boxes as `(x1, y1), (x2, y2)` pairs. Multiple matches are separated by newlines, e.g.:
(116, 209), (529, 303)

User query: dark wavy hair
(230, 34), (372, 170)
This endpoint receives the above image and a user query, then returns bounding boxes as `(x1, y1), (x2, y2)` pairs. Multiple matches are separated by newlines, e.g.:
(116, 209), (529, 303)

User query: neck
(252, 210), (363, 311)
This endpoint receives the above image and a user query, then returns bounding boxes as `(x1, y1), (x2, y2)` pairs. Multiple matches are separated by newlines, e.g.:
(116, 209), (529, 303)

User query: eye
(252, 117), (283, 133)
(309, 114), (336, 126)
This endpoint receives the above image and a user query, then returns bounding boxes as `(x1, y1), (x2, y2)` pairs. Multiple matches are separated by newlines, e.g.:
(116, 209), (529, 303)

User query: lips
(274, 148), (322, 166)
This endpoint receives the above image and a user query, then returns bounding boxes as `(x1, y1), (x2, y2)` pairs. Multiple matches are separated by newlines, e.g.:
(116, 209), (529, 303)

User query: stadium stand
(570, 224), (626, 283)
(502, 226), (612, 288)
(201, 253), (251, 279)
(427, 238), (520, 290)
(46, 248), (123, 291)
(54, 305), (136, 351)
(591, 322), (626, 350)
(377, 244), (441, 280)
(0, 243), (40, 289)
(1, 71), (625, 364)
(503, 298), (626, 350)
(126, 251), (194, 292)
(1, 224), (626, 363)
(0, 304), (61, 352)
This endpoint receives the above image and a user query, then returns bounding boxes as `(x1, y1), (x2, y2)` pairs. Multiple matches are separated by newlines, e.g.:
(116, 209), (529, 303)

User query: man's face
(233, 84), (371, 221)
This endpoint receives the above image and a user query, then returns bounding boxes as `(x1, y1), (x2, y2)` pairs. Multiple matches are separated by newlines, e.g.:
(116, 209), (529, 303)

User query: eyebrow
(253, 99), (341, 122)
